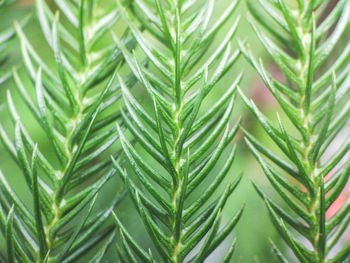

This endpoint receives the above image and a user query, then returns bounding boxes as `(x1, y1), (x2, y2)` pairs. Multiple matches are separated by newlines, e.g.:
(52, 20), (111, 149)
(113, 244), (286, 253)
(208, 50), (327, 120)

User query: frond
(0, 0), (131, 261)
(111, 0), (243, 262)
(242, 0), (350, 262)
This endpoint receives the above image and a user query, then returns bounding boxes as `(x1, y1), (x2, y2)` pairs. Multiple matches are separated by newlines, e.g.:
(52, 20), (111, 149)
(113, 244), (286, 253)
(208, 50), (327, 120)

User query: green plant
(241, 0), (350, 262)
(110, 0), (244, 262)
(0, 0), (19, 85)
(0, 0), (132, 261)
(1, 0), (350, 262)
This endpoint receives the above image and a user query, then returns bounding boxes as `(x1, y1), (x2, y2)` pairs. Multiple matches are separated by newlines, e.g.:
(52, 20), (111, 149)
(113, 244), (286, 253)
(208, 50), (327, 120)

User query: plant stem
(44, 30), (92, 261)
(297, 4), (326, 262)
(170, 3), (185, 262)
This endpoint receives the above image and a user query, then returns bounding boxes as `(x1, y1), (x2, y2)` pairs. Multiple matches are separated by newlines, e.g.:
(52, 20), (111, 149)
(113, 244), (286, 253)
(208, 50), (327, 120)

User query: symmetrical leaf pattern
(2, 0), (349, 262)
(112, 0), (243, 262)
(0, 0), (132, 261)
(242, 0), (350, 262)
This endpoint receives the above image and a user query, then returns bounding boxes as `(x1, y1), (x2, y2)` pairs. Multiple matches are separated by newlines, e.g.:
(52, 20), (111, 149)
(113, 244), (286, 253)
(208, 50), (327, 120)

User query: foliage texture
(111, 0), (244, 262)
(0, 0), (132, 261)
(0, 0), (19, 85)
(241, 0), (350, 262)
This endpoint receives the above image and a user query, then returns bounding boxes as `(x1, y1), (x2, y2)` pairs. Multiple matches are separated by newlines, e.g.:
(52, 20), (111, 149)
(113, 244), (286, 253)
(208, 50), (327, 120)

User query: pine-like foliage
(0, 0), (132, 261)
(111, 0), (243, 262)
(241, 0), (350, 262)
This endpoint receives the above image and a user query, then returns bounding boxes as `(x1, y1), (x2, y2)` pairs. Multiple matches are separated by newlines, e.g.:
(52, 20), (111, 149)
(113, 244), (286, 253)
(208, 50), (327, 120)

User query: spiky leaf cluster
(0, 0), (132, 261)
(112, 0), (244, 262)
(241, 0), (350, 262)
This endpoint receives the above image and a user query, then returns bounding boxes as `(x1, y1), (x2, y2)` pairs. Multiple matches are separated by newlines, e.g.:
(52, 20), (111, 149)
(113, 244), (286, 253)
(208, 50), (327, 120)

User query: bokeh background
(0, 0), (348, 262)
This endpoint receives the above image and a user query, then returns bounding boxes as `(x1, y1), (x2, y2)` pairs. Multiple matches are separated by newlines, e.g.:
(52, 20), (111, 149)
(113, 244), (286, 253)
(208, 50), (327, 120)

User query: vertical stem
(44, 2), (92, 256)
(171, 3), (184, 262)
(297, 3), (326, 262)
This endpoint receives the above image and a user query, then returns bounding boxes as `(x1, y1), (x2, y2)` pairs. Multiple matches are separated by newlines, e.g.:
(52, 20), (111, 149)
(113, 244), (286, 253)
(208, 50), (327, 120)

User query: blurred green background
(0, 0), (293, 262)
